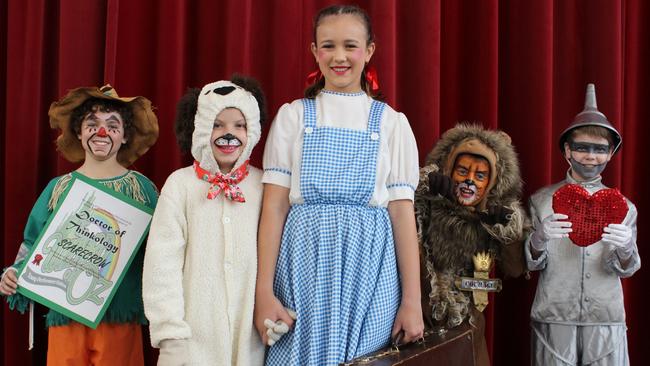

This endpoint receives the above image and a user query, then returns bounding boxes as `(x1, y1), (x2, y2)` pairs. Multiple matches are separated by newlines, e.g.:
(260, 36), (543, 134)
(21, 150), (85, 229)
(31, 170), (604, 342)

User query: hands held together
(254, 293), (297, 346)
(263, 308), (297, 346)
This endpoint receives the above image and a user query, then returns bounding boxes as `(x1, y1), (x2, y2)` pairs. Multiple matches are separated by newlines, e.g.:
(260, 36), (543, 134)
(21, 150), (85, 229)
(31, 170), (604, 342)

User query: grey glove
(158, 339), (189, 366)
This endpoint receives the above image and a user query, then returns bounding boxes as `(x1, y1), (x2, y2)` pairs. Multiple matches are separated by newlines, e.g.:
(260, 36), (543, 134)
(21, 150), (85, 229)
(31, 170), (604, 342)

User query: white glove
(264, 308), (297, 346)
(602, 223), (634, 260)
(157, 339), (189, 366)
(530, 213), (572, 251)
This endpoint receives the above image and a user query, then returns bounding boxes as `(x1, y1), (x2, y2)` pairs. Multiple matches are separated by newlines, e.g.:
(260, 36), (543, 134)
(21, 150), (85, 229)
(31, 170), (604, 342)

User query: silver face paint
(568, 141), (611, 155)
(566, 140), (611, 179)
(569, 158), (608, 179)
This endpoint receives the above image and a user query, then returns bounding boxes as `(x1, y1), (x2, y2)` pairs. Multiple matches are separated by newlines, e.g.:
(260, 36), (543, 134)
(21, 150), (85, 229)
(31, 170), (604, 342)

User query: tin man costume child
(526, 84), (640, 365)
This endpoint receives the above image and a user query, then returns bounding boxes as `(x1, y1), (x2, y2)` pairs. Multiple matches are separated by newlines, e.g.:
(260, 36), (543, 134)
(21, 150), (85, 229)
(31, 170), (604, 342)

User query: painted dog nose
(97, 127), (108, 137)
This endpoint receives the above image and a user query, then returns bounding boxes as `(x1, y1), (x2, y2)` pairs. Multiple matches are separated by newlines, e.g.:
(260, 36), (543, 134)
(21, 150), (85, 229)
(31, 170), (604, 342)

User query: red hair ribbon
(305, 69), (323, 87)
(364, 65), (380, 94)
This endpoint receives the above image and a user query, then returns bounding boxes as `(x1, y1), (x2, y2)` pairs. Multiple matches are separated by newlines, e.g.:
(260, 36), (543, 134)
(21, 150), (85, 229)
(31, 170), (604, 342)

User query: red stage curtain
(2, 1), (648, 365)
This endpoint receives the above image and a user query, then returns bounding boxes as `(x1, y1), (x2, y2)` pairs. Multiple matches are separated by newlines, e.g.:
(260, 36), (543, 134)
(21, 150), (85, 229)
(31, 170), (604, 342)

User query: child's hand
(391, 300), (424, 344)
(263, 309), (296, 346)
(254, 293), (296, 346)
(157, 339), (189, 366)
(0, 268), (18, 296)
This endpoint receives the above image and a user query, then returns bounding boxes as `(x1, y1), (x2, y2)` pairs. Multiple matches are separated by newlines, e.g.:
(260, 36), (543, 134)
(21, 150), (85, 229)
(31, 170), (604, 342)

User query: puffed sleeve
(262, 103), (300, 188)
(386, 112), (419, 201)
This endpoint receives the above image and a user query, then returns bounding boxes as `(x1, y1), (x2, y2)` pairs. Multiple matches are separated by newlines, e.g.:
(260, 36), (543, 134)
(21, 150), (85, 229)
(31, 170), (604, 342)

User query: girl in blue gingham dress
(255, 5), (424, 365)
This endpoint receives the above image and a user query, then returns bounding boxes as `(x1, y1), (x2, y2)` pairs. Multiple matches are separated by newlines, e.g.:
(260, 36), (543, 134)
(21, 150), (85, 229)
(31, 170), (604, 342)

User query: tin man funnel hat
(558, 83), (622, 154)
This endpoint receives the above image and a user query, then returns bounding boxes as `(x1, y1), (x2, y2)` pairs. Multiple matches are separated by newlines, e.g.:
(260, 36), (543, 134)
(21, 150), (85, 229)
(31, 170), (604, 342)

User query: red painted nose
(96, 127), (108, 137)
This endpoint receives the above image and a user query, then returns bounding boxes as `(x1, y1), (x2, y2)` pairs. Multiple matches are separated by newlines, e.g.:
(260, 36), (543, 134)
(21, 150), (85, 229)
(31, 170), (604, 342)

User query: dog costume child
(143, 76), (266, 365)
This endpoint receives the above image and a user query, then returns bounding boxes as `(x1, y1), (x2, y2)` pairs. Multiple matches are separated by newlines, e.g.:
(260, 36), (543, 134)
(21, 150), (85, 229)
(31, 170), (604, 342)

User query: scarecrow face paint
(78, 110), (126, 162)
(564, 134), (613, 181)
(451, 154), (490, 206)
(211, 107), (248, 173)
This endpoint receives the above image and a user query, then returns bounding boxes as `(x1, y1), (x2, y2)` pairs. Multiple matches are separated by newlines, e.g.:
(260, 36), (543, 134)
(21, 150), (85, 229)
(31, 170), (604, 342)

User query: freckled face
(451, 154), (491, 206)
(77, 110), (127, 162)
(311, 14), (375, 93)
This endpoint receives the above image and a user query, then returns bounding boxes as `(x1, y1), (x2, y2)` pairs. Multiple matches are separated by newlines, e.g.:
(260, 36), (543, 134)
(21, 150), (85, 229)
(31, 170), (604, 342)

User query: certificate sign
(16, 172), (153, 328)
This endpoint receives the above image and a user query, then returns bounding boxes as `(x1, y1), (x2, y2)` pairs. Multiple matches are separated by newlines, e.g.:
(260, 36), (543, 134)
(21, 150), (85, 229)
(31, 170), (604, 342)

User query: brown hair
(568, 126), (615, 146)
(304, 4), (382, 100)
(70, 98), (135, 144)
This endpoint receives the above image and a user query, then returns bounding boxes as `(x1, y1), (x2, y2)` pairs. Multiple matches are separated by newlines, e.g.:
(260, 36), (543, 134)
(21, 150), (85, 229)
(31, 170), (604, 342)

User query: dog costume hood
(191, 80), (261, 173)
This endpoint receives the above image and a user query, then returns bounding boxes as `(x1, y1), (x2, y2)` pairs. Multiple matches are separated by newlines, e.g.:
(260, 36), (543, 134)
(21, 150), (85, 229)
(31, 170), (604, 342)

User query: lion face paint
(451, 154), (491, 206)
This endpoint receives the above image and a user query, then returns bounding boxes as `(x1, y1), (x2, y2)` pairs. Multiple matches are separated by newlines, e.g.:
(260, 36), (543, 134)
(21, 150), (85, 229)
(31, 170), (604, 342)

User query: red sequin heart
(552, 184), (628, 247)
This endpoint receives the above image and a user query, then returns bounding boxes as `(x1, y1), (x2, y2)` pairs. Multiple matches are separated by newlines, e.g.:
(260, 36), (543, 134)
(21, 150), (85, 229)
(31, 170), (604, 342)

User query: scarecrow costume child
(415, 123), (527, 366)
(0, 85), (159, 365)
(526, 84), (640, 365)
(142, 75), (266, 365)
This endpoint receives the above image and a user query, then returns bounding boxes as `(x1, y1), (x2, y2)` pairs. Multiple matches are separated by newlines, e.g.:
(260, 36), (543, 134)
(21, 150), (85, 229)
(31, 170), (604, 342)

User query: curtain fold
(2, 1), (648, 365)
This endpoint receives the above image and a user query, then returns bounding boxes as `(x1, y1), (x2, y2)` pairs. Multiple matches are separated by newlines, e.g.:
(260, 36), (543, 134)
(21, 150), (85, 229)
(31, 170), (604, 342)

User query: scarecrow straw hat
(49, 85), (159, 167)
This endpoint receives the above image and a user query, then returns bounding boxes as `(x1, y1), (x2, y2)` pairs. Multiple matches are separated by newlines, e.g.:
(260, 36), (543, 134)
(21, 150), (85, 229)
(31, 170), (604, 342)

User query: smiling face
(211, 107), (248, 173)
(311, 13), (375, 94)
(77, 109), (127, 162)
(564, 133), (613, 181)
(451, 154), (491, 206)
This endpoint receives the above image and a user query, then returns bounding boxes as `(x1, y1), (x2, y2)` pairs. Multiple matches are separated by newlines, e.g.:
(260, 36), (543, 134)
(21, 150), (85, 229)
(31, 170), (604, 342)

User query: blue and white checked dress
(266, 97), (401, 365)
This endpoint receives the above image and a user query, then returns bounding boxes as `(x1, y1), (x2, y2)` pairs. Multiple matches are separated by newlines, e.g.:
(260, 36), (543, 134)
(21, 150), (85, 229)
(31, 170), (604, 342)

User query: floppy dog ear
(174, 87), (201, 153)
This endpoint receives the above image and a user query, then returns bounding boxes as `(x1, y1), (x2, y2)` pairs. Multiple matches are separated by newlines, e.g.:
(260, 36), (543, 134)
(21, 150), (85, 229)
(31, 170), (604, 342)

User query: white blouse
(262, 91), (419, 207)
